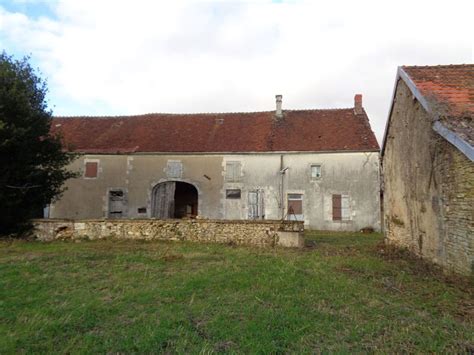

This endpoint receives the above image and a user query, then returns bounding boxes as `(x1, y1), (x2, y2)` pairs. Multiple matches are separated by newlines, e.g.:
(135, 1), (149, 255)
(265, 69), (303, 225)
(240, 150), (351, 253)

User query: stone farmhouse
(48, 95), (381, 231)
(382, 65), (473, 275)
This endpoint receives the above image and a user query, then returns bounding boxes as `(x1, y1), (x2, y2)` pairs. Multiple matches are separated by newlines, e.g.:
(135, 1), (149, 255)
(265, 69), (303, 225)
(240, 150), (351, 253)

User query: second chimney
(275, 94), (283, 118)
(354, 94), (363, 115)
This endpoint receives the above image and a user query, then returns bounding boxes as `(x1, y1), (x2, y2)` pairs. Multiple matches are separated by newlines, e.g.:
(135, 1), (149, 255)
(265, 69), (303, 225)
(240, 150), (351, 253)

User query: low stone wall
(32, 219), (305, 248)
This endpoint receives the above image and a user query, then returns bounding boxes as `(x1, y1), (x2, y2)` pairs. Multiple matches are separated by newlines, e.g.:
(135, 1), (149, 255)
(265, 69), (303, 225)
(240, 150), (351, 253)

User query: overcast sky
(0, 0), (472, 143)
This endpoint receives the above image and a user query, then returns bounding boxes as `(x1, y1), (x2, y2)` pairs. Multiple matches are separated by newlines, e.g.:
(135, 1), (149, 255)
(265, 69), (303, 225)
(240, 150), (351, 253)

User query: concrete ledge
(32, 219), (304, 248)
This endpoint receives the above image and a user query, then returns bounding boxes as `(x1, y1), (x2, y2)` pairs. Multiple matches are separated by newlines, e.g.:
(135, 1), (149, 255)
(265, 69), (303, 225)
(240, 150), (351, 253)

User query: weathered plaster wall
(32, 219), (305, 248)
(222, 152), (380, 231)
(51, 155), (224, 219)
(51, 151), (380, 231)
(383, 80), (473, 275)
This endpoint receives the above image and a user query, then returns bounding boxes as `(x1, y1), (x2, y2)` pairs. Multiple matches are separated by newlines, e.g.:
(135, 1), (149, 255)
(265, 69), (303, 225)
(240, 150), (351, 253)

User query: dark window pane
(226, 189), (241, 199)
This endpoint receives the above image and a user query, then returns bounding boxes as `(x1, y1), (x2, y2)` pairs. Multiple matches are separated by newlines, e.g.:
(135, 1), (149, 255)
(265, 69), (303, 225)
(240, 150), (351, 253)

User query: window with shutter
(108, 189), (126, 218)
(332, 194), (342, 221)
(225, 161), (241, 182)
(341, 195), (350, 220)
(84, 162), (98, 178)
(333, 194), (350, 221)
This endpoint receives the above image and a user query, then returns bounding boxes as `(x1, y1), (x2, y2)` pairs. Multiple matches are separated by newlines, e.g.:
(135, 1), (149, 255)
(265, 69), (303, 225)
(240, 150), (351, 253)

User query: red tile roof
(51, 108), (379, 154)
(402, 64), (474, 145)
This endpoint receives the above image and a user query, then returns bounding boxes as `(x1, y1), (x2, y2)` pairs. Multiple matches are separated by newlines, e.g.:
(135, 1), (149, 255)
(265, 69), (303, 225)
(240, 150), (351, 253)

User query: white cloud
(0, 0), (472, 142)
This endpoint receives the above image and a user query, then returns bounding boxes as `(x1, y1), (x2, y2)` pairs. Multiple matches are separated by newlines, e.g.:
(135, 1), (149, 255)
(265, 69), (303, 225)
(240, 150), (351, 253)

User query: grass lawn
(0, 231), (473, 353)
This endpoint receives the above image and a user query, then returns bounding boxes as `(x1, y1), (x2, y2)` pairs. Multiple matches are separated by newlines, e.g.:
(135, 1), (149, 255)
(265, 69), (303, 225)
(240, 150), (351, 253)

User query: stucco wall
(50, 151), (380, 231)
(32, 219), (305, 248)
(383, 80), (473, 275)
(222, 152), (380, 231)
(51, 155), (224, 219)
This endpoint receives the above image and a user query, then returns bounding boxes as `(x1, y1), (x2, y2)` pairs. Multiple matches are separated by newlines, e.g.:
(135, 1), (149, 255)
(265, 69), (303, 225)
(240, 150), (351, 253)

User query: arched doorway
(151, 181), (198, 219)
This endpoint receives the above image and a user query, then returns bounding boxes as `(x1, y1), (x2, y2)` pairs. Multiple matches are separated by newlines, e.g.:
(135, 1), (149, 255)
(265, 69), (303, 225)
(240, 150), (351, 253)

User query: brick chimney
(275, 94), (283, 119)
(354, 94), (363, 115)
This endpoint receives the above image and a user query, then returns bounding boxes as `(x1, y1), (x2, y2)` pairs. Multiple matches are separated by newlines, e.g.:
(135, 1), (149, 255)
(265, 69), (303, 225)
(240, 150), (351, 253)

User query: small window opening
(226, 189), (241, 199)
(311, 164), (321, 179)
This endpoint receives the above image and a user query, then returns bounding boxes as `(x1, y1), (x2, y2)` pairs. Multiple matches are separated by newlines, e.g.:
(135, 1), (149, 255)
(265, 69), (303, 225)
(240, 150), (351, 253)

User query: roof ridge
(53, 107), (356, 119)
(402, 64), (474, 69)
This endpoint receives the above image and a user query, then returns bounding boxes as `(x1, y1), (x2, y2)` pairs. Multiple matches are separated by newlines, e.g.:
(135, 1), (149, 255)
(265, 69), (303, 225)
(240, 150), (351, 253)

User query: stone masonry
(32, 219), (305, 248)
(383, 80), (473, 275)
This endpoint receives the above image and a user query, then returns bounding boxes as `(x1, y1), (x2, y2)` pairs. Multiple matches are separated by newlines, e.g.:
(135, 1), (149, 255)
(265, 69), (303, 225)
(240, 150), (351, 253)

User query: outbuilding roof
(382, 64), (474, 161)
(402, 65), (474, 146)
(51, 104), (379, 154)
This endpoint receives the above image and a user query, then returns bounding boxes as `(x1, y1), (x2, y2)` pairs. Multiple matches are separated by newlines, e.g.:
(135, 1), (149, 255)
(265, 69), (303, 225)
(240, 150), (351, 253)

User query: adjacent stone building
(382, 65), (473, 275)
(48, 95), (381, 231)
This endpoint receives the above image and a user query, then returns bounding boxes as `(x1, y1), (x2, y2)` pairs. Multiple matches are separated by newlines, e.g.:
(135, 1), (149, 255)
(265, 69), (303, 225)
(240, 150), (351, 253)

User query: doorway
(151, 181), (198, 219)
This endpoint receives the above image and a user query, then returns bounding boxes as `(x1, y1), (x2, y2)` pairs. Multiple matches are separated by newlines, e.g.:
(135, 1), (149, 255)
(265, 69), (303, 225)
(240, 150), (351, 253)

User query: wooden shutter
(109, 190), (125, 218)
(225, 162), (241, 181)
(84, 162), (98, 178)
(225, 162), (233, 181)
(332, 194), (342, 221)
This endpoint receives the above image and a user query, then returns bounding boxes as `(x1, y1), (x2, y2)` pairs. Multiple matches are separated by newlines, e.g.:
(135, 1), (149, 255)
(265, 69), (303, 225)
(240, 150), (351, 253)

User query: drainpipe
(280, 154), (284, 220)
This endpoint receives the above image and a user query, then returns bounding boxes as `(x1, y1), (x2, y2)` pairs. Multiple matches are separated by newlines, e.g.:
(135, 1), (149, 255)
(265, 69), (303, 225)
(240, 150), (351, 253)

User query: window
(333, 194), (350, 221)
(226, 189), (241, 199)
(225, 161), (241, 182)
(84, 161), (98, 178)
(108, 189), (126, 218)
(137, 207), (147, 214)
(311, 164), (322, 179)
(248, 190), (265, 219)
(166, 161), (183, 178)
(287, 194), (303, 221)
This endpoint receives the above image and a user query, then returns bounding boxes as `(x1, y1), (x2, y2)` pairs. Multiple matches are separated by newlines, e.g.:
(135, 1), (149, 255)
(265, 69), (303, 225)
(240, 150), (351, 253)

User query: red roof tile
(402, 64), (474, 145)
(51, 108), (379, 154)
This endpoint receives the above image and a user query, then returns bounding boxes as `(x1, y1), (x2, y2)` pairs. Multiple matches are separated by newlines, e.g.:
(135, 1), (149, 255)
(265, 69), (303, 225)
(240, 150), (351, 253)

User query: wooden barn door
(152, 182), (176, 219)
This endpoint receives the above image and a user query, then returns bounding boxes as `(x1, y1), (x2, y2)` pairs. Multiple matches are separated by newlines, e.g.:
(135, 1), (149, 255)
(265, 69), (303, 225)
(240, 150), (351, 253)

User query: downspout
(280, 154), (284, 220)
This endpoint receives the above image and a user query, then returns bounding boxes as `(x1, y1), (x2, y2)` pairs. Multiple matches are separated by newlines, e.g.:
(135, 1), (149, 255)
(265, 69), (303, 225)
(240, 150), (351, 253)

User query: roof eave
(433, 121), (474, 161)
(66, 149), (380, 155)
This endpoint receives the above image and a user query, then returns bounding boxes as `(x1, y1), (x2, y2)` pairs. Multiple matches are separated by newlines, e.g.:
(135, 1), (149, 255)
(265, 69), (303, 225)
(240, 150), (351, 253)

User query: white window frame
(287, 193), (304, 221)
(310, 164), (322, 179)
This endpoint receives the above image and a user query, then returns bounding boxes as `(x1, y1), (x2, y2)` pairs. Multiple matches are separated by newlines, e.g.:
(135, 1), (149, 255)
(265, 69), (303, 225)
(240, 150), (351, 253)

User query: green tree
(0, 52), (76, 235)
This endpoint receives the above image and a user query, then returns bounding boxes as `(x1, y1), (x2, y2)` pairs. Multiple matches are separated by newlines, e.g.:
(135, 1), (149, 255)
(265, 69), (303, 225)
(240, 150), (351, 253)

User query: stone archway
(151, 181), (198, 219)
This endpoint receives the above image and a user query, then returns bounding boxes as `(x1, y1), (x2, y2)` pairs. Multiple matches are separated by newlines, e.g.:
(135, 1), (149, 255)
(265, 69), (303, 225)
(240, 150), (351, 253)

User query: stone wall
(32, 219), (305, 248)
(383, 80), (473, 275)
(438, 141), (474, 274)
